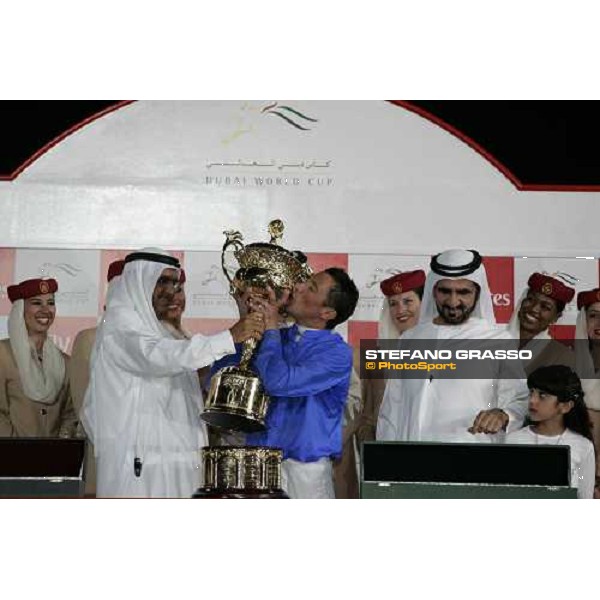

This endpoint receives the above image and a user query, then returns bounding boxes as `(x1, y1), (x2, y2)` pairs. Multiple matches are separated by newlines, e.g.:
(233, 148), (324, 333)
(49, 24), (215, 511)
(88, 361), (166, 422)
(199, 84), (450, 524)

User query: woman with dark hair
(575, 288), (600, 493)
(505, 365), (595, 499)
(355, 270), (426, 444)
(0, 278), (77, 437)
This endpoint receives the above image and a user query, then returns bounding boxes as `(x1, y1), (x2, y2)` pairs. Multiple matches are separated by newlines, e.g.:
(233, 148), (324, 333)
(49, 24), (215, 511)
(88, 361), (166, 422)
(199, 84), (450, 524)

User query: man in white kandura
(81, 249), (263, 498)
(377, 249), (528, 443)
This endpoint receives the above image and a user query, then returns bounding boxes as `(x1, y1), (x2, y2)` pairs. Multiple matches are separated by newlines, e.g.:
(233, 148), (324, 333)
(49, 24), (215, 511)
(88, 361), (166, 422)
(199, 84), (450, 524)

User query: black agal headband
(124, 252), (181, 269)
(430, 250), (483, 277)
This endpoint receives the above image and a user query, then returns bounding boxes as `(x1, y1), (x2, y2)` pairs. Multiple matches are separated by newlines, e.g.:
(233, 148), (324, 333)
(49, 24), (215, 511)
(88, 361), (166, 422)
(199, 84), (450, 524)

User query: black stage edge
(362, 441), (570, 487)
(0, 438), (86, 497)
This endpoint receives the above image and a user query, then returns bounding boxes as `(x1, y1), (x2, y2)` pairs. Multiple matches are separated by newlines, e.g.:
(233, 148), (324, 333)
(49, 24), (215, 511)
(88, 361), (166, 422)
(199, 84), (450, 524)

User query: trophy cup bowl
(201, 220), (312, 433)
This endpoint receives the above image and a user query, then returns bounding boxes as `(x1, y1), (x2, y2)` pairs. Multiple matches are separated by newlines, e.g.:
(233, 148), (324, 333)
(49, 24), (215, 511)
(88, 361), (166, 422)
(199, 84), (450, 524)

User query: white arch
(0, 100), (597, 257)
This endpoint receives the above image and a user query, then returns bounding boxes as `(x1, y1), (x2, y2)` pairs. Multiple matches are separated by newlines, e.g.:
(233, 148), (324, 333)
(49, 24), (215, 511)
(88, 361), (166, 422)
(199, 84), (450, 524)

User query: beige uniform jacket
(68, 327), (98, 496)
(0, 338), (78, 437)
(523, 338), (575, 376)
(68, 327), (97, 417)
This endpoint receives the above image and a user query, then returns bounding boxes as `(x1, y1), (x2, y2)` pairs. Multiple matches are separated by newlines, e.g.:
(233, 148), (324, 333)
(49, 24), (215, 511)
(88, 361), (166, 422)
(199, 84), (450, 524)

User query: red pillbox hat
(380, 270), (426, 297)
(577, 288), (600, 310)
(107, 259), (126, 282)
(7, 278), (58, 303)
(527, 273), (575, 304)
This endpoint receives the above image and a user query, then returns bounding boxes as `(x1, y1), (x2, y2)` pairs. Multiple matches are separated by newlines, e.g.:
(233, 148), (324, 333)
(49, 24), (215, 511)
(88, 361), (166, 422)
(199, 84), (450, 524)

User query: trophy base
(199, 446), (285, 497)
(192, 487), (288, 499)
(201, 410), (266, 434)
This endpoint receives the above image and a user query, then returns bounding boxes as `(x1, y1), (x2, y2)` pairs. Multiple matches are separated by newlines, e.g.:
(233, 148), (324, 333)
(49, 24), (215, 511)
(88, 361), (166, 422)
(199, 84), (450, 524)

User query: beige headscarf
(8, 299), (65, 404)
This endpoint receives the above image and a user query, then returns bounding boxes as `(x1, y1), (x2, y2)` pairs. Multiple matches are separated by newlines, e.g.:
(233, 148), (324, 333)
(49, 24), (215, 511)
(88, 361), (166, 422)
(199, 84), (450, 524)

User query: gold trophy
(192, 446), (288, 499)
(201, 219), (312, 433)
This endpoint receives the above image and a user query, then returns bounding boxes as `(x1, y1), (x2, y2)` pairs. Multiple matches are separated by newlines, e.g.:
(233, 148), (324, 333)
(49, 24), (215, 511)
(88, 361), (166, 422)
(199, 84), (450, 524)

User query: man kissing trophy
(194, 220), (311, 498)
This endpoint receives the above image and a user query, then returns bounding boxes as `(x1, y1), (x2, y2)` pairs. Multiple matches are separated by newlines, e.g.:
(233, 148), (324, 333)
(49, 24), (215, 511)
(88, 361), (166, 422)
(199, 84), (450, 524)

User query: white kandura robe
(82, 257), (235, 498)
(377, 318), (529, 443)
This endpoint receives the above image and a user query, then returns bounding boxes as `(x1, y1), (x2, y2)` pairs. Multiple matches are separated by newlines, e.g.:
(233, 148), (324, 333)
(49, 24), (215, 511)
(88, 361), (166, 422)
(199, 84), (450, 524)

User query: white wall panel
(0, 101), (596, 257)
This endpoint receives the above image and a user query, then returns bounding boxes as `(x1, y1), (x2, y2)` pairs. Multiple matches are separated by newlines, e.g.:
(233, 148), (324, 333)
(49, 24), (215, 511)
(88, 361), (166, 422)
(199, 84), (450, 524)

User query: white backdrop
(0, 101), (598, 351)
(0, 100), (598, 257)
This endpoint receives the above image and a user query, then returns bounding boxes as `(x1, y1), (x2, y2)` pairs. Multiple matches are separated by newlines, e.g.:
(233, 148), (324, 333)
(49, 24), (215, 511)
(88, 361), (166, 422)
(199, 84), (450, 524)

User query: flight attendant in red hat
(0, 278), (77, 437)
(506, 272), (576, 375)
(575, 287), (600, 496)
(355, 269), (426, 444)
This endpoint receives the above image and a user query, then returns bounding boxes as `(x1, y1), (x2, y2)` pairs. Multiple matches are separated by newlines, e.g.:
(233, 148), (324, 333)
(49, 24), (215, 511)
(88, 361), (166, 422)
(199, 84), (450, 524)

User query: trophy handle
(239, 338), (257, 370)
(221, 230), (245, 293)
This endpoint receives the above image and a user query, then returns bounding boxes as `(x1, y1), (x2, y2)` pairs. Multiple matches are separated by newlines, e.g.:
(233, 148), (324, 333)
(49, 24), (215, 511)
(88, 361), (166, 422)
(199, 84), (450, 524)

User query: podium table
(360, 441), (577, 499)
(0, 438), (86, 498)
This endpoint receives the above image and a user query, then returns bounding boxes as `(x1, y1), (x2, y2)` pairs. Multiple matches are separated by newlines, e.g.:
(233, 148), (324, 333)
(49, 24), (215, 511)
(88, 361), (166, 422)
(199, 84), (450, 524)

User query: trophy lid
(225, 220), (312, 291)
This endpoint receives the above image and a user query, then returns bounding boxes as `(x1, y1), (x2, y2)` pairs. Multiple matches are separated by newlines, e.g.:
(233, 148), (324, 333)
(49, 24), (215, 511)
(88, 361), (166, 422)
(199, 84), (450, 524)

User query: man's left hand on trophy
(229, 311), (265, 342)
(249, 287), (291, 330)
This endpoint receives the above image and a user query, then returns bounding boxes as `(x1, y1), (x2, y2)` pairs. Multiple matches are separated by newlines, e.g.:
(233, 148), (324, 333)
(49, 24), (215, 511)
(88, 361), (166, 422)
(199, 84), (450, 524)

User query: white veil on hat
(378, 300), (398, 341)
(7, 300), (65, 404)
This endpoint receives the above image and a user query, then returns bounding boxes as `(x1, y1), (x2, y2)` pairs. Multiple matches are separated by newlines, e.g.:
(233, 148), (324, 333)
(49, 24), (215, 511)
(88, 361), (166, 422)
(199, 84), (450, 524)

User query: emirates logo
(392, 282), (403, 294)
(541, 282), (553, 296)
(39, 281), (50, 294)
